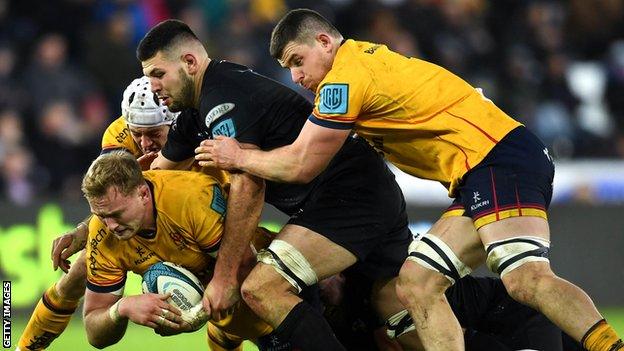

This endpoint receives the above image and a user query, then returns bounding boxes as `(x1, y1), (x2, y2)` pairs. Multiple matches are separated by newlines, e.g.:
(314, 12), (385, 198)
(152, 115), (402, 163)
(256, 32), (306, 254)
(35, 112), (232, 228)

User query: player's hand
(202, 277), (240, 322)
(118, 293), (183, 330)
(195, 136), (243, 170)
(51, 223), (88, 272)
(137, 152), (158, 170)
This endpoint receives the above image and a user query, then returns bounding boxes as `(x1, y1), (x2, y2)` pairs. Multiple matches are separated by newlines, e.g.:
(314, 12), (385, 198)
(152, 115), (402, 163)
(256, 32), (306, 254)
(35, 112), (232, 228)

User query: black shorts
(444, 126), (555, 229)
(288, 136), (411, 280)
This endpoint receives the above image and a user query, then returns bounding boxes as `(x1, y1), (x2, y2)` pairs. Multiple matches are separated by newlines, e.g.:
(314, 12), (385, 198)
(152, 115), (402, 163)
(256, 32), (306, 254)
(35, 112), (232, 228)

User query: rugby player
(80, 151), (274, 349)
(138, 19), (420, 350)
(17, 76), (179, 351)
(200, 9), (622, 351)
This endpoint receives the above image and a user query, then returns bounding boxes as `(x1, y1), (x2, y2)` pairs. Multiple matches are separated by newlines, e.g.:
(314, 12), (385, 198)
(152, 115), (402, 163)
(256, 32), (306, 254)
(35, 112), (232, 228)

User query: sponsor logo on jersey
(205, 103), (235, 127)
(115, 127), (130, 144)
(88, 228), (109, 276)
(211, 118), (236, 138)
(318, 84), (348, 114)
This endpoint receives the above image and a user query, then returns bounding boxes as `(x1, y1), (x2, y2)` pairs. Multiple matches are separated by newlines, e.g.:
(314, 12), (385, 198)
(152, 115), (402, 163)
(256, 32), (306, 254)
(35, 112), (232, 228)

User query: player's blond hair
(81, 151), (144, 200)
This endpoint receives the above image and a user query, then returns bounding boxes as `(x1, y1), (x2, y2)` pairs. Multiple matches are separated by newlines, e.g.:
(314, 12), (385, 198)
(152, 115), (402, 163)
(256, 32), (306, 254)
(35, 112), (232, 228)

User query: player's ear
(317, 34), (332, 51)
(138, 184), (150, 202)
(183, 53), (198, 74)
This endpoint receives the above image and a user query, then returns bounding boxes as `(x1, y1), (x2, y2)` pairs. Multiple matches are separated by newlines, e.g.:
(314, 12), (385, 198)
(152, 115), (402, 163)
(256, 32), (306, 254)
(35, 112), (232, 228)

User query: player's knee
(396, 260), (451, 308)
(240, 270), (268, 312)
(397, 235), (470, 306)
(241, 263), (289, 314)
(502, 262), (555, 307)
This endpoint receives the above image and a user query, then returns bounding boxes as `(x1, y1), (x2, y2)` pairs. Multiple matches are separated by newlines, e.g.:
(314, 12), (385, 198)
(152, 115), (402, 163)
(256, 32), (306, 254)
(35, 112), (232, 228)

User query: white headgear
(121, 76), (178, 127)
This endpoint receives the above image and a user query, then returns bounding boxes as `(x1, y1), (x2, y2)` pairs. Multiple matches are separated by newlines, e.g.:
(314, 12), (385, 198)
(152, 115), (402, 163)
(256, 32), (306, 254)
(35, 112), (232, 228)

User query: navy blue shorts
(444, 127), (555, 229)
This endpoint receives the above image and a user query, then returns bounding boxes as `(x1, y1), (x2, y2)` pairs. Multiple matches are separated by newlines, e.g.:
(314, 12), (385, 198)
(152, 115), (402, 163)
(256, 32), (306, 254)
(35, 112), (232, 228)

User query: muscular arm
(204, 144), (265, 320)
(199, 120), (351, 183)
(84, 289), (184, 347)
(83, 290), (128, 348)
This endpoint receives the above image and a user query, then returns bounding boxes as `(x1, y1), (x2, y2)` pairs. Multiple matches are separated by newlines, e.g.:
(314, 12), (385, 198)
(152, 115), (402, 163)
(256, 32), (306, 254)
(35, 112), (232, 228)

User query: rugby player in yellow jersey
(81, 151), (272, 349)
(17, 76), (179, 351)
(198, 8), (623, 351)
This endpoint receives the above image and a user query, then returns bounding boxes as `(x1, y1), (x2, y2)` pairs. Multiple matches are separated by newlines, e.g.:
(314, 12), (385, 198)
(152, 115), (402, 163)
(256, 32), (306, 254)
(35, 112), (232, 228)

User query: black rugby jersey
(162, 60), (317, 214)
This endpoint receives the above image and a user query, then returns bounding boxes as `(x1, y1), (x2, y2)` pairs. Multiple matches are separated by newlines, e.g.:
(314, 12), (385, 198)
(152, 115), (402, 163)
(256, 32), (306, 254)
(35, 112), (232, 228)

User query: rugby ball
(142, 262), (204, 311)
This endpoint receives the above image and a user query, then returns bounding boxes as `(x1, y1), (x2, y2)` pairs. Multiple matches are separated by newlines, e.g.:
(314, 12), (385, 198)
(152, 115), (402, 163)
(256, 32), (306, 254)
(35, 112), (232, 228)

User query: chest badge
(205, 103), (235, 127)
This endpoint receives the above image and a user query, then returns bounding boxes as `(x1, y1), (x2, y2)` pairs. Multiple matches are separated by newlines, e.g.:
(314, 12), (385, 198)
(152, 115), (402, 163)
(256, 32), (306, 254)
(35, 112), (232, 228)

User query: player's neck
(193, 58), (210, 108)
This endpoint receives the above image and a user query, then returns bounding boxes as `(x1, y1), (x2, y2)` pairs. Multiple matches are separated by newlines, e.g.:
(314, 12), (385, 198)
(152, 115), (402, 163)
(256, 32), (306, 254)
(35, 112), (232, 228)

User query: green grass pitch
(9, 308), (624, 350)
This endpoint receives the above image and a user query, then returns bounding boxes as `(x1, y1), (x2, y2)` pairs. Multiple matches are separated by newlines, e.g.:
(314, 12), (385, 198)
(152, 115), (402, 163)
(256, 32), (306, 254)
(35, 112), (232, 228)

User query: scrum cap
(121, 76), (178, 127)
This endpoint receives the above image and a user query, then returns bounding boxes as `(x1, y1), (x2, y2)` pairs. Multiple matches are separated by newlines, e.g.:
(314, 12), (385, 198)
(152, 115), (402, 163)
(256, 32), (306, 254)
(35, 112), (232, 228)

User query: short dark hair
(270, 9), (342, 60)
(137, 19), (199, 61)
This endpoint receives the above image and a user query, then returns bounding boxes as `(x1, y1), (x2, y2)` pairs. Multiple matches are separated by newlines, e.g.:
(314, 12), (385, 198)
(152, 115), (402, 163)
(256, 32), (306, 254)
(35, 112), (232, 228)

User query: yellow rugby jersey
(85, 170), (227, 294)
(311, 40), (522, 194)
(101, 116), (142, 157)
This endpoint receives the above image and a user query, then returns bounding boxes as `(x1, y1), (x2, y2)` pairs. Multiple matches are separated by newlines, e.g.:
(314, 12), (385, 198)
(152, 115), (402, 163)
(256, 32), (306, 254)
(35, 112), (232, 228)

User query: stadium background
(0, 0), (623, 349)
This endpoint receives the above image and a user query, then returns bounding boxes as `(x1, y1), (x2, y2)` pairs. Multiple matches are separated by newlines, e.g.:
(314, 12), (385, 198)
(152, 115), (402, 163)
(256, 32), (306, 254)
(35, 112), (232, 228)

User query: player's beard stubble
(168, 68), (195, 112)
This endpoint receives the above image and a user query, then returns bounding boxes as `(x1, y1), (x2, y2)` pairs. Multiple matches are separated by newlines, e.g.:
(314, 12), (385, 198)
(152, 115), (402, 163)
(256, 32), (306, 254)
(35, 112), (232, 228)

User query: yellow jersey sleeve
(101, 116), (143, 158)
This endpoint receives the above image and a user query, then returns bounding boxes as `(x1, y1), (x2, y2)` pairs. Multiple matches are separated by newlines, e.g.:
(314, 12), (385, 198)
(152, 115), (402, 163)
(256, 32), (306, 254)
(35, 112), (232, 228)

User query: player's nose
(290, 69), (303, 85)
(141, 136), (153, 148)
(103, 218), (119, 231)
(149, 77), (161, 93)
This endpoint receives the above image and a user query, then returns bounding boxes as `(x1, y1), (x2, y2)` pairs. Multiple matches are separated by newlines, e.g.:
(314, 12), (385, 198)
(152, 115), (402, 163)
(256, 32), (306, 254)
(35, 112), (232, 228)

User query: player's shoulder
(101, 116), (141, 156)
(144, 170), (223, 197)
(145, 170), (226, 221)
(102, 116), (127, 137)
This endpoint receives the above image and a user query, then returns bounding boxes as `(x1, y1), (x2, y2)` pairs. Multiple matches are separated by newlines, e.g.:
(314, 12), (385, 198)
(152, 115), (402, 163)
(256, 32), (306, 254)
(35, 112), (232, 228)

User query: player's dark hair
(137, 19), (199, 61)
(270, 9), (342, 59)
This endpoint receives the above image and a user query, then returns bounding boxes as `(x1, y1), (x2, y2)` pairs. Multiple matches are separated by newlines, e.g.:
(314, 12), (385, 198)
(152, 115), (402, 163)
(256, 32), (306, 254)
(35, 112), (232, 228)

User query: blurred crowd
(0, 0), (623, 205)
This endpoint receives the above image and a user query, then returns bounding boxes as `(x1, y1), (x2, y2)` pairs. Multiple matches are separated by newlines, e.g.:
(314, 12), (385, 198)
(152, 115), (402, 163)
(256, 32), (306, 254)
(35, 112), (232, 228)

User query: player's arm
(83, 290), (128, 348)
(83, 289), (185, 347)
(50, 214), (91, 272)
(197, 119), (351, 183)
(205, 147), (265, 321)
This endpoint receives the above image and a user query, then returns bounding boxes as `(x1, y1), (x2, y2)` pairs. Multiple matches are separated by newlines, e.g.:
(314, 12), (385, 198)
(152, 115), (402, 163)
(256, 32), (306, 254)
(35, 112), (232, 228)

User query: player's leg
(480, 217), (623, 351)
(206, 323), (244, 351)
(241, 224), (355, 350)
(18, 250), (87, 350)
(448, 275), (565, 350)
(395, 215), (485, 351)
(206, 228), (276, 351)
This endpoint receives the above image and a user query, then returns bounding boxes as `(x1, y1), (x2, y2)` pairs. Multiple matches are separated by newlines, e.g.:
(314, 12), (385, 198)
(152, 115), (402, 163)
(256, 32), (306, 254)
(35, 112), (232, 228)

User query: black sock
(464, 329), (512, 351)
(258, 301), (345, 351)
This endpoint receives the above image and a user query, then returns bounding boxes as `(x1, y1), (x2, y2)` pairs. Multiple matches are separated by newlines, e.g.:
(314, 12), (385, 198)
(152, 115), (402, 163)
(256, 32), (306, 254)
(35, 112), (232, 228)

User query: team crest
(318, 84), (348, 114)
(205, 103), (235, 127)
(211, 118), (236, 138)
